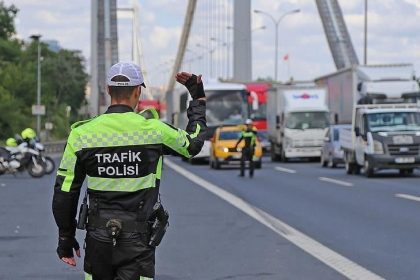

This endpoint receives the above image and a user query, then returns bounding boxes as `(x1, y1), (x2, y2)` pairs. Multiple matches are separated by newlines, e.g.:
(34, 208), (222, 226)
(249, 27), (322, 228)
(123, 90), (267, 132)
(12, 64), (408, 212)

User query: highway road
(0, 156), (419, 279)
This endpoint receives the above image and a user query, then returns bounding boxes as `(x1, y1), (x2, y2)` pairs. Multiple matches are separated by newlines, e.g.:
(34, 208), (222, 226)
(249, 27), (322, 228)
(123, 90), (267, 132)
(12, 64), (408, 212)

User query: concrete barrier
(44, 141), (66, 155)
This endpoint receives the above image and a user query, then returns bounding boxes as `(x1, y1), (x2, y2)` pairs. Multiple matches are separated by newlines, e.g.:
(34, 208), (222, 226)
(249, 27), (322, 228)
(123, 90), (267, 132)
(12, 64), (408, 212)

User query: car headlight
(236, 147), (242, 152)
(217, 146), (228, 152)
(373, 140), (384, 154)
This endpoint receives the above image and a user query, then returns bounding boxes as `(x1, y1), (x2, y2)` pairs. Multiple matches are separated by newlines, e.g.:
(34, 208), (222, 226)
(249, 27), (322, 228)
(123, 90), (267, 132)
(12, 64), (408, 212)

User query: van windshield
(367, 112), (420, 132)
(285, 112), (329, 129)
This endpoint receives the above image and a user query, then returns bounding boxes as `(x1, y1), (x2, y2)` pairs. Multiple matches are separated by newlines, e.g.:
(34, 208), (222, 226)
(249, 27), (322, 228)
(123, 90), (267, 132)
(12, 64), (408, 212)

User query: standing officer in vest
(52, 62), (207, 280)
(235, 119), (257, 178)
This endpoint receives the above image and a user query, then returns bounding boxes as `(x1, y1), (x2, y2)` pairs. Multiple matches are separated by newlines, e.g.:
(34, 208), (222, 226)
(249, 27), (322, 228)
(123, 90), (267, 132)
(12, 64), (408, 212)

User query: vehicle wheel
(280, 150), (288, 163)
(27, 161), (45, 178)
(270, 144), (280, 162)
(399, 169), (413, 176)
(214, 158), (221, 170)
(321, 153), (327, 167)
(328, 155), (336, 168)
(345, 161), (352, 174)
(364, 158), (374, 178)
(43, 156), (55, 174)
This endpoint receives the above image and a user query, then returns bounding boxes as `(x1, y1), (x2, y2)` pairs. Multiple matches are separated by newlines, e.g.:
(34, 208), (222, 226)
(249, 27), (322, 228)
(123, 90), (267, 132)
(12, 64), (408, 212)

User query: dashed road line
(274, 166), (297, 174)
(395, 193), (420, 203)
(165, 158), (384, 280)
(319, 177), (353, 187)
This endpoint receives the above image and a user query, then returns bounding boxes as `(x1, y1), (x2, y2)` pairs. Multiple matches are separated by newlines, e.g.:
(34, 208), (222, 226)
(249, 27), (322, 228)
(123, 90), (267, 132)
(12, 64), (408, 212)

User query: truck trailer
(315, 64), (420, 177)
(267, 85), (330, 162)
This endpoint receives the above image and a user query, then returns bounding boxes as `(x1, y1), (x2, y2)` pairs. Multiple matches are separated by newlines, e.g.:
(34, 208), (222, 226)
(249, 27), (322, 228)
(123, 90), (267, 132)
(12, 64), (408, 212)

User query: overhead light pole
(210, 37), (229, 79)
(30, 34), (42, 135)
(364, 0), (368, 65)
(254, 9), (300, 81)
(196, 43), (215, 78)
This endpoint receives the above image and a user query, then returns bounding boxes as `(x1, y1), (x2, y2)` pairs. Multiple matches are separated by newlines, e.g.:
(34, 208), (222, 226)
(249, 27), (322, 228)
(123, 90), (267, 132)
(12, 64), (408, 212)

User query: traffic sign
(45, 122), (53, 130)
(32, 105), (45, 115)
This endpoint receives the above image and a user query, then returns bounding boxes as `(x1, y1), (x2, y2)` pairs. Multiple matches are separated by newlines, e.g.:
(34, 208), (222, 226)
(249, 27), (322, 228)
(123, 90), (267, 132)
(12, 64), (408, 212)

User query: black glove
(57, 236), (80, 259)
(184, 74), (205, 100)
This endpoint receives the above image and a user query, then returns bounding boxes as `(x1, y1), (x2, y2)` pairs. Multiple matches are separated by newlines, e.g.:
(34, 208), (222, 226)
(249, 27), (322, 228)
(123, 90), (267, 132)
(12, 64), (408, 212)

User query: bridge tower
(90, 0), (119, 116)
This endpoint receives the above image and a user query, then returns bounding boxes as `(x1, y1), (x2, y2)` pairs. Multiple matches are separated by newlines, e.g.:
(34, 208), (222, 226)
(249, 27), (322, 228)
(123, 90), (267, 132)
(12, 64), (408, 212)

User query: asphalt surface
(0, 156), (419, 279)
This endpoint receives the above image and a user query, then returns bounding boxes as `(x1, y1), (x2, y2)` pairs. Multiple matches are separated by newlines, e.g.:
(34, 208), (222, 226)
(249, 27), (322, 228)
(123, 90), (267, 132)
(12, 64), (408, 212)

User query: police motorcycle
(31, 141), (55, 174)
(0, 137), (46, 178)
(19, 128), (55, 175)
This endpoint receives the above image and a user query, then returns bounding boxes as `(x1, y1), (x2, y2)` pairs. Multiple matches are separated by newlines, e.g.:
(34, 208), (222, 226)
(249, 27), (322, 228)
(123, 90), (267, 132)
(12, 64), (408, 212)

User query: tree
(0, 2), (89, 140)
(0, 1), (18, 40)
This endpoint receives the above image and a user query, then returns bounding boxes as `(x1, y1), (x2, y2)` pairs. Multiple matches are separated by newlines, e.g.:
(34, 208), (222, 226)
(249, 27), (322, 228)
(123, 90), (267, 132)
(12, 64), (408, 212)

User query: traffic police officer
(235, 119), (257, 178)
(52, 62), (207, 280)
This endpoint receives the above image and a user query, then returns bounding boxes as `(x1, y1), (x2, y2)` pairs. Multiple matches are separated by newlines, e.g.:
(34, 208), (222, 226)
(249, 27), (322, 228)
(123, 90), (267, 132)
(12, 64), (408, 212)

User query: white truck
(316, 64), (420, 177)
(267, 85), (330, 162)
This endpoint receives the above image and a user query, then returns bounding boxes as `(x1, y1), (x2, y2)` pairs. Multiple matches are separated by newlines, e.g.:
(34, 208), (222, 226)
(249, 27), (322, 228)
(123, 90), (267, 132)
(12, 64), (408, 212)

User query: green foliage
(0, 2), (89, 140)
(0, 1), (17, 40)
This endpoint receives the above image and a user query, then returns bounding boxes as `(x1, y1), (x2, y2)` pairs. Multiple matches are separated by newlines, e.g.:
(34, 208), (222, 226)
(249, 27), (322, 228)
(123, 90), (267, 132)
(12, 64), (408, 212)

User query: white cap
(107, 62), (146, 87)
(245, 119), (253, 125)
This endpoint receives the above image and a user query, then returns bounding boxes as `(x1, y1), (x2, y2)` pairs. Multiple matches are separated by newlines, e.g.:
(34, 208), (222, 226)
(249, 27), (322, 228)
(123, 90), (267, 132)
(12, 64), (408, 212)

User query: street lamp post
(196, 43), (215, 78)
(364, 0), (368, 65)
(30, 34), (42, 135)
(210, 37), (228, 79)
(254, 9), (300, 81)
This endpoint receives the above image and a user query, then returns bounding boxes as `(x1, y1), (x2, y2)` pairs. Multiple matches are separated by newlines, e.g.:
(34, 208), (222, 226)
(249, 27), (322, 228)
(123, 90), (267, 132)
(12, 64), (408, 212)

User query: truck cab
(344, 104), (420, 176)
(316, 63), (420, 177)
(268, 85), (330, 162)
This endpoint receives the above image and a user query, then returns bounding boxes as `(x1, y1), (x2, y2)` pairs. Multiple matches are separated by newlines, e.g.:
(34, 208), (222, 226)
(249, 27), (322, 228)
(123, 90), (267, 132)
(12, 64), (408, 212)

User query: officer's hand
(175, 72), (205, 100)
(57, 236), (81, 266)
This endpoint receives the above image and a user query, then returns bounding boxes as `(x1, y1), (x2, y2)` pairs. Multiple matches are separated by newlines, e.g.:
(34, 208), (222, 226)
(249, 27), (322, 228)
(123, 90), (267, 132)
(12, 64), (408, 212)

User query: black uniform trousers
(84, 231), (155, 280)
(240, 147), (255, 177)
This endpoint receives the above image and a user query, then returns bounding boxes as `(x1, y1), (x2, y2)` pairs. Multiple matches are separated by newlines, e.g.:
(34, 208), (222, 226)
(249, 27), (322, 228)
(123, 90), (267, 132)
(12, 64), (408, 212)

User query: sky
(5, 0), (420, 88)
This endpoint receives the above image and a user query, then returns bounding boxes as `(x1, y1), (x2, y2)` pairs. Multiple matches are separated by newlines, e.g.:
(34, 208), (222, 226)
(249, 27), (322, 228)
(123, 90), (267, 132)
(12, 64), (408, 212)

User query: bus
(137, 99), (162, 114)
(174, 81), (249, 161)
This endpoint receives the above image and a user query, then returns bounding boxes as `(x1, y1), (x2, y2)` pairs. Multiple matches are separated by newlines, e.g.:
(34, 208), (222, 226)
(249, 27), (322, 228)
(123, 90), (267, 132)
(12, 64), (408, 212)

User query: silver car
(321, 124), (351, 168)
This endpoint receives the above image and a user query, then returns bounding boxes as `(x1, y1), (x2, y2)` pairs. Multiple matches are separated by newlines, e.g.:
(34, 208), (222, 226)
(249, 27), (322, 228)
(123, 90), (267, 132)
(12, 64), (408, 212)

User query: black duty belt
(88, 217), (149, 233)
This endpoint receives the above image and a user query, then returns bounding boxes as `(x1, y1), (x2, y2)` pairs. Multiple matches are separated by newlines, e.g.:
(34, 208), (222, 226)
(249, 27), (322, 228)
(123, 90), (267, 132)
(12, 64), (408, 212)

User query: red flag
(283, 54), (289, 61)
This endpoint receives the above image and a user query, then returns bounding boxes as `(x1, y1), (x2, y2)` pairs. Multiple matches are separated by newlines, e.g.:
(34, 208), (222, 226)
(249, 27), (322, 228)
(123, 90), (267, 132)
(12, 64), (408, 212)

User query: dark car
(321, 124), (351, 168)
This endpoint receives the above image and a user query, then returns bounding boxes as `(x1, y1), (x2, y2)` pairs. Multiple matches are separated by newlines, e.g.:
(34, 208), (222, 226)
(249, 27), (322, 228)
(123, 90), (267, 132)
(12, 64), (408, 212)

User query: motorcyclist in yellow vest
(235, 119), (257, 178)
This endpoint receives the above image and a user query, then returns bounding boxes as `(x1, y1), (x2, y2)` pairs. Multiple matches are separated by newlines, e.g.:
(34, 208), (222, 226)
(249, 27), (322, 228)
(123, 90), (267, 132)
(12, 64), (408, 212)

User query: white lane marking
(395, 193), (420, 203)
(319, 177), (353, 187)
(274, 166), (297, 174)
(165, 158), (384, 280)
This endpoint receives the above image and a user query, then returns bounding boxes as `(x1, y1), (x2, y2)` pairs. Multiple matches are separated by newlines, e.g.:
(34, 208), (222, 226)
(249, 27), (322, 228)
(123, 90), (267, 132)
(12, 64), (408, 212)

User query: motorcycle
(33, 142), (56, 174)
(0, 142), (46, 178)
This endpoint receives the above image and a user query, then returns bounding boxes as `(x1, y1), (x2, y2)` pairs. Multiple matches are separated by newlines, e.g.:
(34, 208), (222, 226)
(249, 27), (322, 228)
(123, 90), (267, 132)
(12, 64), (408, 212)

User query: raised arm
(161, 72), (207, 158)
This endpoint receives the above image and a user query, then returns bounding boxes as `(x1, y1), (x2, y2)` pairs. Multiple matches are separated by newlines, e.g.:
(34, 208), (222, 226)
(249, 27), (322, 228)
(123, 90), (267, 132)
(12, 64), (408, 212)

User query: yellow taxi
(209, 125), (263, 169)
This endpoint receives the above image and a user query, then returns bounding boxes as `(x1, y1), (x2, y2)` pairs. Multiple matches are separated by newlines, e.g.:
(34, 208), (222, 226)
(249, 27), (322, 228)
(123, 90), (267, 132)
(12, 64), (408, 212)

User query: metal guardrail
(44, 141), (66, 155)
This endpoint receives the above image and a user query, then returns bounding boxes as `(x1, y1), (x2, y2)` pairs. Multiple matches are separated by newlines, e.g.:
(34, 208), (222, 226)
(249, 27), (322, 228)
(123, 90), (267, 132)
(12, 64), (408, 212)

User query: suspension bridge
(90, 0), (359, 118)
